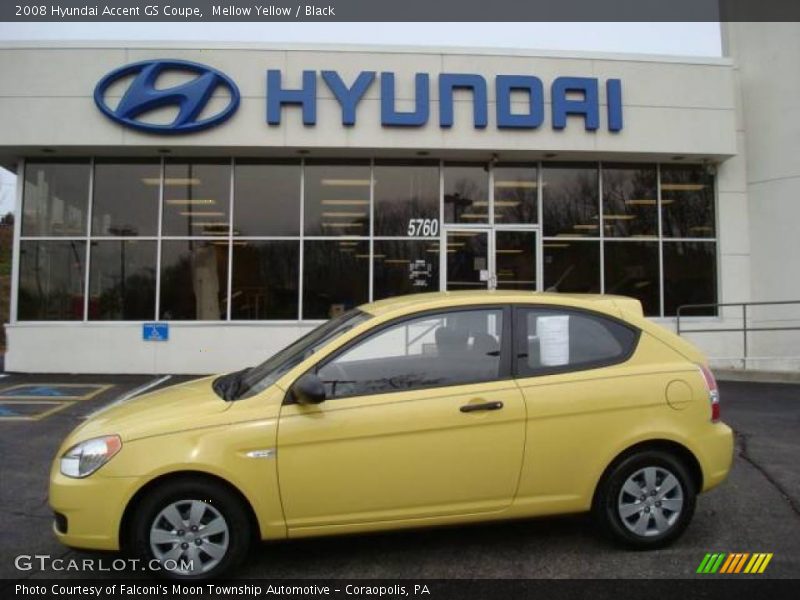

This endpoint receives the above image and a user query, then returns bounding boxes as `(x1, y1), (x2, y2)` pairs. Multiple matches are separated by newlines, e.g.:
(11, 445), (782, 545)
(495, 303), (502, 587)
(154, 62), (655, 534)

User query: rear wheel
(129, 478), (252, 579)
(594, 450), (696, 549)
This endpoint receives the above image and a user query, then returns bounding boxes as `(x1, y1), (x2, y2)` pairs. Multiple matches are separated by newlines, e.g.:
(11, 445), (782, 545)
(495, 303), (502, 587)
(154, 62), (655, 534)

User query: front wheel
(593, 450), (696, 549)
(129, 478), (252, 579)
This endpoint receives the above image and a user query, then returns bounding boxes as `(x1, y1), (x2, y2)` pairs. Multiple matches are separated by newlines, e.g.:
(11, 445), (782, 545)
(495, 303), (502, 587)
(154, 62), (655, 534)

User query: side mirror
(291, 374), (326, 405)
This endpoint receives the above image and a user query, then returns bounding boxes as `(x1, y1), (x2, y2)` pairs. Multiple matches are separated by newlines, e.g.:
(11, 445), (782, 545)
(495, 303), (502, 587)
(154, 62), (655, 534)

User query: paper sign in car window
(537, 315), (570, 366)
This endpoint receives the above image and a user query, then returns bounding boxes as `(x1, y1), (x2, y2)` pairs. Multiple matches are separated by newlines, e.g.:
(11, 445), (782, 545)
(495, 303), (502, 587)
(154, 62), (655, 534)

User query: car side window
(316, 308), (505, 399)
(515, 306), (638, 377)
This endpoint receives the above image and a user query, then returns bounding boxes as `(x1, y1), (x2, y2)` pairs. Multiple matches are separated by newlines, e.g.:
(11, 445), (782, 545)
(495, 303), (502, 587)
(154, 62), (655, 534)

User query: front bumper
(49, 467), (140, 551)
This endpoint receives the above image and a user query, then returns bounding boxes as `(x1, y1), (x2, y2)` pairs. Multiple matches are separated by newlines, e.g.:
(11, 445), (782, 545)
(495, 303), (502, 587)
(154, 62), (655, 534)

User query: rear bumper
(695, 422), (735, 492)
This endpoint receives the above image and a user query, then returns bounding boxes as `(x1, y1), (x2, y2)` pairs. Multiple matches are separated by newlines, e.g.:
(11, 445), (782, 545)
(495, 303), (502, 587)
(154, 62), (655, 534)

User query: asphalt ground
(0, 375), (797, 580)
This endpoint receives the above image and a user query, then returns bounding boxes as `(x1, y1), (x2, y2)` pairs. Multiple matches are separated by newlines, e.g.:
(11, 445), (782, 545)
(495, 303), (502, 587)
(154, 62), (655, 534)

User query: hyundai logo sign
(94, 59), (240, 134)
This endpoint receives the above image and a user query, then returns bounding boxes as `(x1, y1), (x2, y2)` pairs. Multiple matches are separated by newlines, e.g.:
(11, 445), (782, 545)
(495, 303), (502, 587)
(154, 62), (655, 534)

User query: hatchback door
(276, 306), (526, 531)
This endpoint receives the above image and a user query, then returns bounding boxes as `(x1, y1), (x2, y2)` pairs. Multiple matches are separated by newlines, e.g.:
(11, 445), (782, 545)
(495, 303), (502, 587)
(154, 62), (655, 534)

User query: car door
(276, 306), (526, 532)
(510, 304), (643, 507)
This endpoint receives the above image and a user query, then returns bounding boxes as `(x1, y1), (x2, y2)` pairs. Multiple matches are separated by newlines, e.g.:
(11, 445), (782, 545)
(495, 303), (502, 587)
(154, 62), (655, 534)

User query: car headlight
(60, 435), (122, 478)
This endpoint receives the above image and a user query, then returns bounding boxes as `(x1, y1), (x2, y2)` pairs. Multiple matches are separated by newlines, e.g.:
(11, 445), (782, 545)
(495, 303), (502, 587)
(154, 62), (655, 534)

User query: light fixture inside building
(143, 177), (201, 186)
(321, 179), (370, 186)
(321, 212), (367, 218)
(661, 183), (705, 191)
(494, 181), (537, 188)
(165, 199), (216, 205)
(321, 199), (369, 206)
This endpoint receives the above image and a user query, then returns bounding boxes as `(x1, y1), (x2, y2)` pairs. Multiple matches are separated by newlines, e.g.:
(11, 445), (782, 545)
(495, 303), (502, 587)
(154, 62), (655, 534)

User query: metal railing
(676, 300), (800, 369)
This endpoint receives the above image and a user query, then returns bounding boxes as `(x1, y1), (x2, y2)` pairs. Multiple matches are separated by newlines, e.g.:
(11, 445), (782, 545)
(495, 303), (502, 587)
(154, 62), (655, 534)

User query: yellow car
(50, 291), (733, 579)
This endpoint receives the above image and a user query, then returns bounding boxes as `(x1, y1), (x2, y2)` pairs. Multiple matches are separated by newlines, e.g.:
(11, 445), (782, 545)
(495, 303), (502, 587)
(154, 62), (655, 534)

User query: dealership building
(1, 23), (798, 374)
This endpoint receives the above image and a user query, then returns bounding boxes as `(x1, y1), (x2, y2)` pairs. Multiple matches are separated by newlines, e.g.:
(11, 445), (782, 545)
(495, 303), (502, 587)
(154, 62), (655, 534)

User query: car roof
(360, 291), (644, 319)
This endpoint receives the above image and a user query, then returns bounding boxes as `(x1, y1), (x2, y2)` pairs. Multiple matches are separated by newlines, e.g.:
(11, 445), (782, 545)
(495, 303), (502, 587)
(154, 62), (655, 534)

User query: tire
(593, 449), (696, 549)
(129, 477), (252, 580)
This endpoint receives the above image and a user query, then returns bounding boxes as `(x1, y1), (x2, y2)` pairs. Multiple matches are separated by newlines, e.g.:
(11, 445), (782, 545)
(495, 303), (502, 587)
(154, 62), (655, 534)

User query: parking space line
(0, 400), (76, 421)
(0, 383), (114, 401)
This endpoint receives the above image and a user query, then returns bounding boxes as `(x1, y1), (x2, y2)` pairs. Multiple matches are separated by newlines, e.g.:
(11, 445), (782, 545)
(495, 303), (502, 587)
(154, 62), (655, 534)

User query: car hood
(62, 376), (232, 448)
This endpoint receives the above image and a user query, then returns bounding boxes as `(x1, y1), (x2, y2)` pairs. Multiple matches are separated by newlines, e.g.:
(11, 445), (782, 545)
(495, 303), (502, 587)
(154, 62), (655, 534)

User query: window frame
(511, 304), (641, 378)
(284, 304), (514, 404)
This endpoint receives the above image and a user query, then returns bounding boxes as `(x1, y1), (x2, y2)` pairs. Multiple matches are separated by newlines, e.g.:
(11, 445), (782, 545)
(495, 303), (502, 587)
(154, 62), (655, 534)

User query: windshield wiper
(212, 367), (251, 401)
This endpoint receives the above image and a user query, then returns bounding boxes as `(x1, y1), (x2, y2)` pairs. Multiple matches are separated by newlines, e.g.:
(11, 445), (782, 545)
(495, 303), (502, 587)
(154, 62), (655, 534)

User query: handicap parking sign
(143, 322), (169, 342)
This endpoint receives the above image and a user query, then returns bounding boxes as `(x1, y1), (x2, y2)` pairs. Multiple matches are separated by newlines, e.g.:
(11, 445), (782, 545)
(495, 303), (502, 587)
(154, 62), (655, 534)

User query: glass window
(443, 163), (489, 224)
(88, 240), (156, 320)
(159, 240), (229, 320)
(496, 231), (537, 291)
(601, 163), (658, 238)
(543, 240), (600, 293)
(660, 165), (716, 238)
(663, 241), (717, 316)
(303, 240), (369, 319)
(304, 161), (370, 237)
(373, 240), (440, 300)
(92, 160), (160, 237)
(446, 230), (488, 290)
(493, 164), (538, 224)
(162, 160), (231, 237)
(239, 309), (372, 399)
(515, 306), (637, 376)
(231, 241), (299, 320)
(22, 160), (90, 236)
(233, 160), (301, 236)
(374, 160), (439, 236)
(542, 162), (599, 237)
(18, 240), (86, 320)
(604, 241), (660, 316)
(317, 308), (504, 399)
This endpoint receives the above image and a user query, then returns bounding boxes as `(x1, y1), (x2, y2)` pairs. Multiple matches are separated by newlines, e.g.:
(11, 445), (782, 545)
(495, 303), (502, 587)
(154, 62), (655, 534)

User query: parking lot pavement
(0, 376), (798, 580)
(0, 373), (196, 580)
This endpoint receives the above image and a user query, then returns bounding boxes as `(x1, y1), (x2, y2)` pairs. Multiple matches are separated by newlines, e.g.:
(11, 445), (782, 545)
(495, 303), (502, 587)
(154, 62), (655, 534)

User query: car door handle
(460, 401), (504, 413)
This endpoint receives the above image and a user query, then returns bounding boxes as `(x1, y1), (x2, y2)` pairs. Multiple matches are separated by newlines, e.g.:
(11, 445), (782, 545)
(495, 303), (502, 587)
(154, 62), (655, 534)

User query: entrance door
(445, 229), (491, 290)
(444, 228), (539, 291)
(495, 230), (538, 291)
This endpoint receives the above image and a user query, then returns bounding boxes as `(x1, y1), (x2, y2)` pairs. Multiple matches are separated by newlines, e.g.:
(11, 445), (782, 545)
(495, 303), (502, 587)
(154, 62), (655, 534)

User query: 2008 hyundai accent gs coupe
(50, 291), (733, 579)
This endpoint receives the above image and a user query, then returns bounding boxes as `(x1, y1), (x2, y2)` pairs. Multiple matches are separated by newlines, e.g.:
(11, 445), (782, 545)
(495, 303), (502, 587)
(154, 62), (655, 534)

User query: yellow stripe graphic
(744, 554), (760, 574)
(758, 553), (773, 573)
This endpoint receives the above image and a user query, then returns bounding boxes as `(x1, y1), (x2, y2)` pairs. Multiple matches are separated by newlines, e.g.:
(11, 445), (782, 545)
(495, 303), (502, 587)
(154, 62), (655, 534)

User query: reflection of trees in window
(18, 240), (86, 320)
(493, 165), (538, 224)
(543, 241), (600, 293)
(660, 165), (715, 238)
(663, 241), (717, 316)
(304, 162), (371, 237)
(160, 241), (228, 320)
(374, 163), (439, 236)
(373, 240), (440, 299)
(303, 241), (369, 319)
(604, 241), (660, 316)
(444, 165), (488, 223)
(542, 163), (599, 237)
(602, 164), (657, 237)
(92, 160), (160, 237)
(23, 161), (90, 236)
(89, 241), (156, 320)
(231, 241), (299, 320)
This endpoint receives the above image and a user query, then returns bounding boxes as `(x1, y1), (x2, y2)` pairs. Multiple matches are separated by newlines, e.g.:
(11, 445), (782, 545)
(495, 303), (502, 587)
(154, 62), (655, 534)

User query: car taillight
(698, 364), (720, 422)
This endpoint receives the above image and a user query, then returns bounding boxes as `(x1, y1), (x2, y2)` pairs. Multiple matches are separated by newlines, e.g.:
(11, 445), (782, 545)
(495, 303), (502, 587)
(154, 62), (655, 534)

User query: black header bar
(3, 0), (800, 23)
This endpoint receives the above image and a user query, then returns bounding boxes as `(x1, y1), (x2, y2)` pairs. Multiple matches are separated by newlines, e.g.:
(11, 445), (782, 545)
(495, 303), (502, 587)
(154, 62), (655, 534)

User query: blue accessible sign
(143, 322), (169, 342)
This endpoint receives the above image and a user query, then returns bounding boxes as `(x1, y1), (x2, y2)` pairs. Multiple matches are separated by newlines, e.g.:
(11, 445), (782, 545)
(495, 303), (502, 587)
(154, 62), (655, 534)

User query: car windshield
(230, 309), (372, 400)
